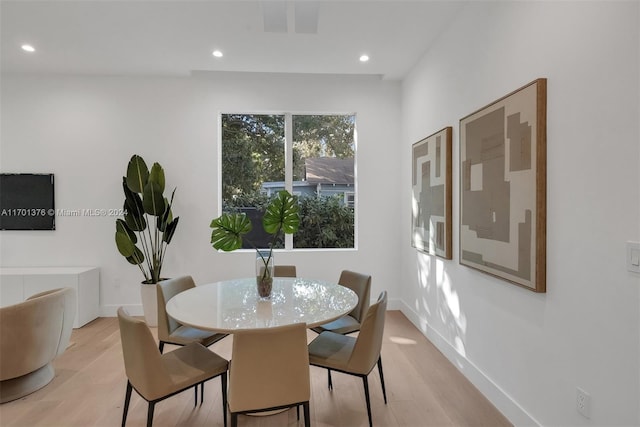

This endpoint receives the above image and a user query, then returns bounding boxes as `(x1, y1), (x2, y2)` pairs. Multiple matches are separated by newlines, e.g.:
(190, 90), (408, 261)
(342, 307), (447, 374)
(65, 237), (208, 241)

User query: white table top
(166, 277), (358, 333)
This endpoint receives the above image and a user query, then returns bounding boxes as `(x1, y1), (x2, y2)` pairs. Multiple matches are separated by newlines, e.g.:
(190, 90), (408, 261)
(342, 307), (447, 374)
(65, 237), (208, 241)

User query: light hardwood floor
(0, 311), (511, 427)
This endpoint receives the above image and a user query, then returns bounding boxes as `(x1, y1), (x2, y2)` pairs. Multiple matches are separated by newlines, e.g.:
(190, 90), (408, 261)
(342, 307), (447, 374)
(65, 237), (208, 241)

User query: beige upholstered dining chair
(156, 276), (227, 353)
(273, 265), (297, 277)
(308, 291), (388, 427)
(312, 270), (371, 335)
(117, 307), (228, 427)
(0, 287), (76, 403)
(228, 322), (311, 427)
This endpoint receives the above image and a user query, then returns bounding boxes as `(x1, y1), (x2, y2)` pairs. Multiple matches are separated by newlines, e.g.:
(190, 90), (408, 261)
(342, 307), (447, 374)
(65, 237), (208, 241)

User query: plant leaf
(124, 204), (147, 231)
(148, 162), (165, 193)
(126, 246), (145, 265)
(210, 213), (252, 251)
(163, 217), (179, 244)
(115, 231), (135, 257)
(142, 181), (166, 216)
(157, 188), (175, 232)
(123, 177), (145, 222)
(263, 190), (300, 234)
(116, 219), (137, 244)
(122, 176), (144, 211)
(125, 155), (149, 194)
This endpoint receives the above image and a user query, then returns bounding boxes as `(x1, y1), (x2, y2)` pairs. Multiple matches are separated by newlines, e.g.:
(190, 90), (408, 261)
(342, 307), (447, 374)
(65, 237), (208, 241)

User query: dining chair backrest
(117, 307), (172, 401)
(157, 276), (195, 342)
(339, 270), (371, 323)
(348, 291), (387, 375)
(228, 322), (310, 414)
(273, 265), (297, 277)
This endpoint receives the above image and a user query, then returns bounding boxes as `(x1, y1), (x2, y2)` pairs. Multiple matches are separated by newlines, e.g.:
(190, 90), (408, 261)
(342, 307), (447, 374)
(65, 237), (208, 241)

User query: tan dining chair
(273, 265), (297, 277)
(117, 307), (228, 427)
(312, 270), (371, 335)
(228, 322), (310, 427)
(308, 291), (387, 427)
(157, 276), (227, 353)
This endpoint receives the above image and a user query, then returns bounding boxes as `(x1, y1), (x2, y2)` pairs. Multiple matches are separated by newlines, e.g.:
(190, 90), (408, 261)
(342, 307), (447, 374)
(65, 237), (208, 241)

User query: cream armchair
(0, 287), (76, 403)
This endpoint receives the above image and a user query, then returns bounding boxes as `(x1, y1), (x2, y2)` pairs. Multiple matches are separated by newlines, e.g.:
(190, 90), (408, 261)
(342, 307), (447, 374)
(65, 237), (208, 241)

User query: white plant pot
(140, 283), (158, 327)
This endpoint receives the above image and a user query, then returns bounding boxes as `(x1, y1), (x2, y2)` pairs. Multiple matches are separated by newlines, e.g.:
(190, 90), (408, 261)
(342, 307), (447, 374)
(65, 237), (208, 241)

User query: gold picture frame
(411, 126), (452, 259)
(459, 79), (546, 292)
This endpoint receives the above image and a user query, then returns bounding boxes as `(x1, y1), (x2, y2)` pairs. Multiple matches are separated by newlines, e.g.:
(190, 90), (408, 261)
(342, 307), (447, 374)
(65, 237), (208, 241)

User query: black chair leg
(122, 381), (133, 427)
(303, 401), (310, 427)
(221, 373), (228, 427)
(200, 382), (204, 406)
(297, 405), (300, 420)
(230, 413), (238, 427)
(377, 357), (387, 404)
(362, 376), (373, 427)
(158, 341), (165, 353)
(194, 385), (198, 407)
(327, 369), (333, 390)
(146, 401), (155, 427)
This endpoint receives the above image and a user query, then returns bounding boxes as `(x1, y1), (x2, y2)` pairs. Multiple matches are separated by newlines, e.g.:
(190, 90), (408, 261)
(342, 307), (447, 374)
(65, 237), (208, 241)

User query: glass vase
(255, 249), (274, 299)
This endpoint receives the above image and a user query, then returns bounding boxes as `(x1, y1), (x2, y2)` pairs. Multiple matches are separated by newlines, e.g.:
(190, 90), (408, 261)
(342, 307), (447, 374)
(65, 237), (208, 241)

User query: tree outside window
(221, 113), (355, 249)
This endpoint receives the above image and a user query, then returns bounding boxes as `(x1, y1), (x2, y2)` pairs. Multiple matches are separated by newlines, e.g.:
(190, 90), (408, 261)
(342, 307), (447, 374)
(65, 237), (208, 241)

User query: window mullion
(284, 113), (293, 250)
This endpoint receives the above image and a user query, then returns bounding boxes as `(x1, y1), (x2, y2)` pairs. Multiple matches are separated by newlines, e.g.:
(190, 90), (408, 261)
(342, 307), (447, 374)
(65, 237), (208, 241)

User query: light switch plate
(627, 241), (640, 273)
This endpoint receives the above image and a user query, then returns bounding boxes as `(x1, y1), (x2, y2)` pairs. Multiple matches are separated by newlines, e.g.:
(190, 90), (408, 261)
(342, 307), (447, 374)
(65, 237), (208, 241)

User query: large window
(221, 113), (356, 249)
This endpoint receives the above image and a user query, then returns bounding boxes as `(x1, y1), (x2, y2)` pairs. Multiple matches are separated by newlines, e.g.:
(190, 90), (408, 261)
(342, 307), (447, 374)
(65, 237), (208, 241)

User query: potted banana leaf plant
(210, 190), (299, 298)
(115, 154), (179, 326)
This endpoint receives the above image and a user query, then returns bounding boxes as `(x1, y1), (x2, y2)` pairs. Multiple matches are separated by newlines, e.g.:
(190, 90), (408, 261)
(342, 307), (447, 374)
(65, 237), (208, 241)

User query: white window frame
(218, 111), (358, 251)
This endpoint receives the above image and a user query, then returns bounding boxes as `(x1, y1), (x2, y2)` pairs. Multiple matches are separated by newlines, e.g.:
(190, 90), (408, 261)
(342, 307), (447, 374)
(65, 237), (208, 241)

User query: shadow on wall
(415, 254), (468, 368)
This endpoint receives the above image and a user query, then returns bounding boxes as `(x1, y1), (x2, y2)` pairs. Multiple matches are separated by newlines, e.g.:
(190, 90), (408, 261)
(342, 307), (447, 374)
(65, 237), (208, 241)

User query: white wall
(400, 2), (640, 426)
(0, 72), (402, 315)
(2, 2), (639, 426)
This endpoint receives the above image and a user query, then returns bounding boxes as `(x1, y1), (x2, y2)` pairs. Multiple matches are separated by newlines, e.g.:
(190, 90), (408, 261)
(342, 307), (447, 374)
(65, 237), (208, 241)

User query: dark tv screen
(0, 174), (55, 230)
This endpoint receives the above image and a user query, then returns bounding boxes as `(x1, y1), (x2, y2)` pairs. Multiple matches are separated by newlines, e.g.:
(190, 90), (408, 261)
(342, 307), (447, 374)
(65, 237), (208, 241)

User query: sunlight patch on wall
(436, 261), (467, 357)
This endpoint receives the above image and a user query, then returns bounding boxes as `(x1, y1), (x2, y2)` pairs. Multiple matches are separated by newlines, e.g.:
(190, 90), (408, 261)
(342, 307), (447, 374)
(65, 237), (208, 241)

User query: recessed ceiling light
(359, 54), (369, 63)
(212, 50), (223, 58)
(21, 44), (35, 53)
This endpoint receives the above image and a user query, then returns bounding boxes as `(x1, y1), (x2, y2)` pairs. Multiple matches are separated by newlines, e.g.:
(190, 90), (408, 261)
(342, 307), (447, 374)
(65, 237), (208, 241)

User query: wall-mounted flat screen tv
(0, 173), (55, 230)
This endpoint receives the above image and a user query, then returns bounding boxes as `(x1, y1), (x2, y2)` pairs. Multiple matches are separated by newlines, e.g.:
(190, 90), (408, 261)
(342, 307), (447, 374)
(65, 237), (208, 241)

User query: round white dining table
(165, 277), (358, 333)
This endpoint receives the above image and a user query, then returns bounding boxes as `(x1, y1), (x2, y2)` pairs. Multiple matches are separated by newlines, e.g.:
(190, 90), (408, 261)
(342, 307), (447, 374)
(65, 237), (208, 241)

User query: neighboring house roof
(305, 157), (354, 185)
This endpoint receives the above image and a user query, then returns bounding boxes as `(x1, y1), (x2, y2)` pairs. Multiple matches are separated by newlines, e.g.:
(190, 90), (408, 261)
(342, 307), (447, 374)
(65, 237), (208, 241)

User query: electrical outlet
(576, 387), (591, 418)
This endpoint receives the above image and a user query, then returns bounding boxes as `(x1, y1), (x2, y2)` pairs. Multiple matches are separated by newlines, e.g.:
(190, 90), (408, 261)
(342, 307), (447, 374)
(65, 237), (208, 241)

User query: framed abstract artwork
(411, 126), (452, 259)
(459, 78), (546, 292)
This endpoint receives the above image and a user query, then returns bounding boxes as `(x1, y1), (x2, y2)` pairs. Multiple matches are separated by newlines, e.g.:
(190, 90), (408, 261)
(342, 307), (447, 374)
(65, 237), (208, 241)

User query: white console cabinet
(0, 267), (99, 328)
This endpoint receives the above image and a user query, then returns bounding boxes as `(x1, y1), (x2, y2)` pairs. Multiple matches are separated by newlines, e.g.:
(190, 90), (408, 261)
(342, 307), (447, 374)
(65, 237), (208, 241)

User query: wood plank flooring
(0, 311), (511, 427)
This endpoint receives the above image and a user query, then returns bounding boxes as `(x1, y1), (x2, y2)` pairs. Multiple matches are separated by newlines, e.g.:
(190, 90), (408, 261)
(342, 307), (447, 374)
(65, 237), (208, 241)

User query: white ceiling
(0, 1), (465, 80)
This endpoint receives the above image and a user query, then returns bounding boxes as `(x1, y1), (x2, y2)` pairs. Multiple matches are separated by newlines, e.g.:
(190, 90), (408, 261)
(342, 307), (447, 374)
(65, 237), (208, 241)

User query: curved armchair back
(26, 288), (76, 356)
(0, 287), (76, 403)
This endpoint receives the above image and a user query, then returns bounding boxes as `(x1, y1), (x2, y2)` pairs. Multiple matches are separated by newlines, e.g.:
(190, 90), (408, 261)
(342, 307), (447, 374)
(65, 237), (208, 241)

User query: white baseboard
(386, 297), (403, 311)
(399, 300), (540, 427)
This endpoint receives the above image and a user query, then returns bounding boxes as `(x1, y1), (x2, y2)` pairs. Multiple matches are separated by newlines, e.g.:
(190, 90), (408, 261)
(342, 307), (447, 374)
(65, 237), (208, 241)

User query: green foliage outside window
(222, 114), (285, 201)
(224, 192), (354, 249)
(294, 195), (354, 249)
